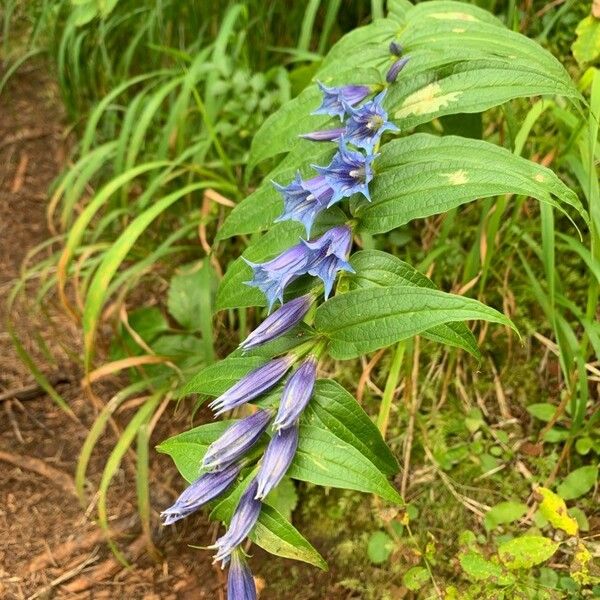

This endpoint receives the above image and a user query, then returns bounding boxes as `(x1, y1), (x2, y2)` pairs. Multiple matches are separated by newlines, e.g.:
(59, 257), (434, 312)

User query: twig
(0, 378), (70, 402)
(0, 450), (77, 496)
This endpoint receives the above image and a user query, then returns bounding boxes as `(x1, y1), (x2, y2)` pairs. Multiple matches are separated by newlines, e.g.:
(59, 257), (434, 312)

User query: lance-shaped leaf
(357, 134), (586, 235)
(349, 250), (480, 358)
(315, 285), (516, 360)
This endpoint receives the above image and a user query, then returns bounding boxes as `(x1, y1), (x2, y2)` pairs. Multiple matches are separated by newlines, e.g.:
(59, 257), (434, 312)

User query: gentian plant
(159, 2), (587, 598)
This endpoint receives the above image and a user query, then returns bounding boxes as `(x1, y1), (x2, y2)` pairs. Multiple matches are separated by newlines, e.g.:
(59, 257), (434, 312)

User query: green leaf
(557, 466), (598, 500)
(288, 380), (401, 503)
(168, 261), (214, 331)
(253, 504), (328, 570)
(157, 421), (232, 482)
(536, 487), (578, 536)
(349, 250), (480, 358)
(403, 566), (430, 591)
(527, 403), (559, 422)
(315, 285), (515, 360)
(572, 16), (600, 66)
(459, 550), (515, 585)
(182, 356), (265, 397)
(367, 531), (394, 564)
(483, 501), (528, 532)
(498, 535), (559, 570)
(358, 134), (586, 235)
(264, 477), (298, 521)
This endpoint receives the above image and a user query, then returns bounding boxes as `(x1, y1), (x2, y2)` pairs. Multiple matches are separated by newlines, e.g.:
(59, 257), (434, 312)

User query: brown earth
(0, 63), (353, 600)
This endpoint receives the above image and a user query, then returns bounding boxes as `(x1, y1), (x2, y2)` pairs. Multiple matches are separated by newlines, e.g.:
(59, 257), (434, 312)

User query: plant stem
(377, 342), (405, 436)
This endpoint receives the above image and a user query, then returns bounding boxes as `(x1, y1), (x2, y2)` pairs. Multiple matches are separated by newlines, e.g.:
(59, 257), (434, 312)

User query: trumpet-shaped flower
(313, 81), (371, 121)
(209, 356), (295, 416)
(273, 173), (334, 236)
(273, 356), (317, 430)
(345, 91), (399, 152)
(303, 225), (354, 298)
(228, 550), (256, 600)
(161, 462), (241, 525)
(314, 141), (376, 204)
(255, 425), (299, 500)
(212, 479), (262, 565)
(243, 243), (312, 310)
(239, 294), (313, 351)
(202, 410), (272, 471)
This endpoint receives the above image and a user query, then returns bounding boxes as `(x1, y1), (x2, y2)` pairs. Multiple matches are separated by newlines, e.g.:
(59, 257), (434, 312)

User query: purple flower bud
(345, 91), (399, 152)
(243, 243), (311, 311)
(255, 425), (299, 500)
(161, 462), (241, 525)
(212, 479), (262, 564)
(209, 356), (295, 416)
(273, 356), (317, 430)
(228, 550), (257, 600)
(389, 41), (403, 56)
(202, 410), (272, 471)
(300, 128), (345, 142)
(273, 173), (334, 237)
(240, 294), (313, 351)
(386, 56), (410, 84)
(313, 140), (376, 205)
(313, 81), (371, 121)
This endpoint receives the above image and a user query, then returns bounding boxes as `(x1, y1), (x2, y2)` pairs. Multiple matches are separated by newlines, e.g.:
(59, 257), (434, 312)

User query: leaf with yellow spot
(395, 83), (462, 119)
(570, 541), (600, 585)
(536, 486), (578, 536)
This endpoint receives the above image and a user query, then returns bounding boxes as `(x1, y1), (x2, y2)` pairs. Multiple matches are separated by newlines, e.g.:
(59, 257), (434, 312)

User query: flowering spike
(161, 463), (241, 525)
(202, 410), (272, 471)
(212, 479), (262, 564)
(209, 356), (295, 416)
(273, 356), (317, 431)
(344, 91), (399, 151)
(313, 141), (376, 205)
(313, 81), (371, 121)
(228, 550), (257, 600)
(386, 56), (410, 83)
(300, 128), (345, 142)
(255, 425), (299, 500)
(389, 41), (403, 56)
(240, 294), (313, 351)
(243, 243), (311, 310)
(273, 174), (334, 236)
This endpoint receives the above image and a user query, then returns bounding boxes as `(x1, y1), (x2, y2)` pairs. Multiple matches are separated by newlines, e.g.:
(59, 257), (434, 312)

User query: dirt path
(0, 64), (222, 600)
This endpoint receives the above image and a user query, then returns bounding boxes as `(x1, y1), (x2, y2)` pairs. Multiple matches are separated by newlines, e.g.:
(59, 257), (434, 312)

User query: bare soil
(0, 64), (352, 600)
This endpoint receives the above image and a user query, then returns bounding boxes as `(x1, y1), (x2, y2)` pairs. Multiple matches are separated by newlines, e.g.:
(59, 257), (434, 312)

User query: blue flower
(212, 479), (262, 565)
(345, 91), (399, 152)
(228, 550), (256, 600)
(243, 243), (312, 310)
(386, 56), (410, 83)
(273, 173), (334, 236)
(161, 462), (241, 525)
(202, 410), (272, 472)
(303, 225), (354, 298)
(313, 140), (376, 204)
(239, 294), (313, 351)
(255, 425), (299, 500)
(300, 127), (345, 142)
(209, 356), (295, 416)
(313, 81), (371, 121)
(273, 356), (317, 431)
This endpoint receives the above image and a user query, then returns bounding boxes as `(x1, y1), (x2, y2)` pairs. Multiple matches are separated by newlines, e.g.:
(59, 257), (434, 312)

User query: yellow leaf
(535, 486), (578, 536)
